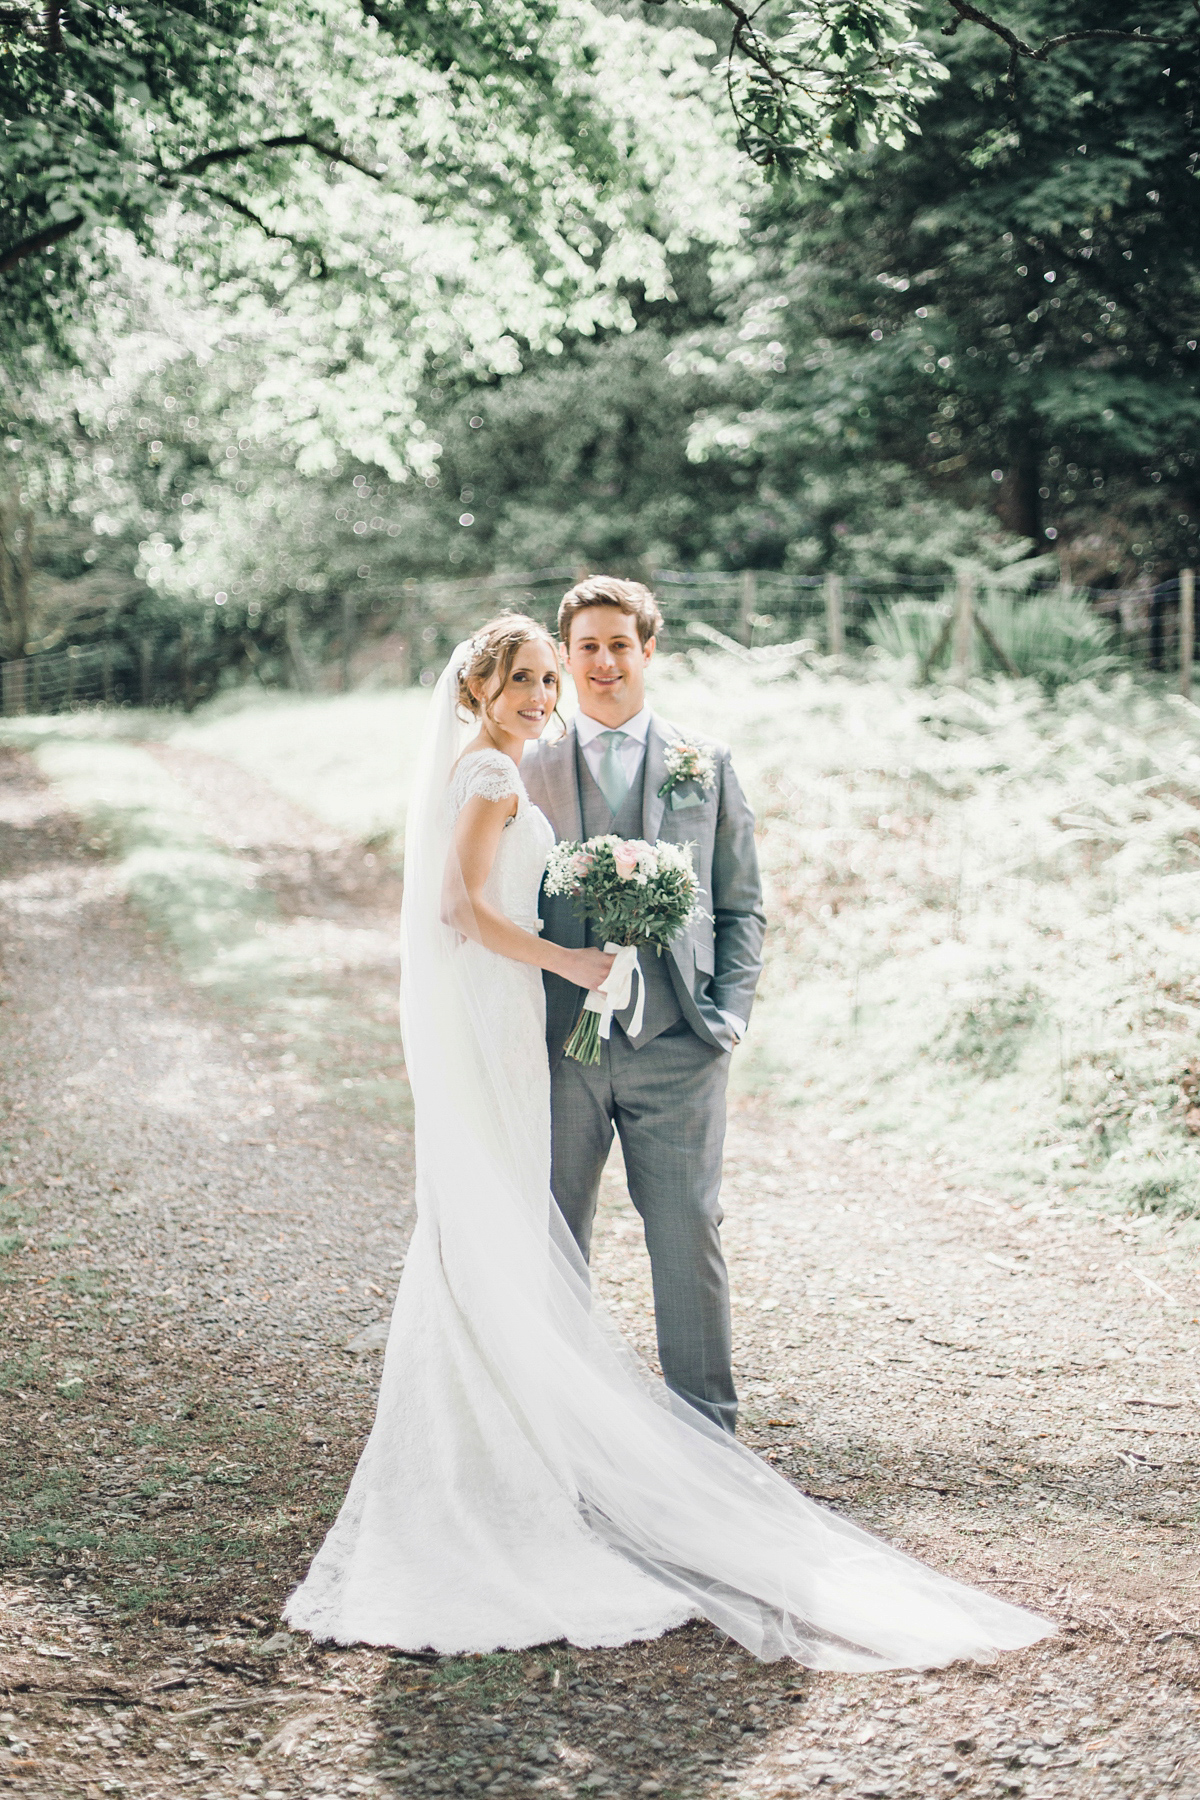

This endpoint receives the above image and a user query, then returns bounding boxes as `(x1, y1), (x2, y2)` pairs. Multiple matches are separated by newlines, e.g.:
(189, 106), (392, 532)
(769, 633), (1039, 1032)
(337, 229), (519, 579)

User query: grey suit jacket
(523, 715), (767, 1063)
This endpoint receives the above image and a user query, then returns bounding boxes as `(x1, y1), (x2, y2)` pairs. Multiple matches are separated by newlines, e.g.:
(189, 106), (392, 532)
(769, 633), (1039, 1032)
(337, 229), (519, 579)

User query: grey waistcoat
(576, 740), (684, 1047)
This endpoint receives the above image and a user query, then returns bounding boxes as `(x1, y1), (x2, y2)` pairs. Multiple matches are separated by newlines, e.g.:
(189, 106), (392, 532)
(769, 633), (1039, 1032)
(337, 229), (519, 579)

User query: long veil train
(284, 647), (1052, 1668)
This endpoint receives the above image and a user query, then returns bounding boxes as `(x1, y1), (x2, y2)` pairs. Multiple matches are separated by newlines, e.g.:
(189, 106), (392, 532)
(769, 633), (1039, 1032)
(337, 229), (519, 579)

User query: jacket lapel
(642, 716), (670, 844)
(541, 726), (583, 843)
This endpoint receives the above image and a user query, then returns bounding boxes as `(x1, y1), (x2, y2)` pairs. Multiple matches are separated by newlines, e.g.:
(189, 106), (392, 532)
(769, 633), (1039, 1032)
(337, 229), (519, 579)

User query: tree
(686, 0), (1200, 579)
(0, 489), (32, 658)
(3, 3), (754, 457)
(0, 4), (754, 686)
(0, 0), (945, 303)
(0, 1), (594, 273)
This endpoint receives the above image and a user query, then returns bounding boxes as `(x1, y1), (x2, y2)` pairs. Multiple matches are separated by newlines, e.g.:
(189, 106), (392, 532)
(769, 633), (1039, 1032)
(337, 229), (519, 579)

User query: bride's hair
(456, 613), (559, 723)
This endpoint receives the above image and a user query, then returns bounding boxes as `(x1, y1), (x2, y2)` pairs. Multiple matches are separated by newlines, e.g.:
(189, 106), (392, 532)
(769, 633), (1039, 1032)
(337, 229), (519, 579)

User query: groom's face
(562, 605), (655, 726)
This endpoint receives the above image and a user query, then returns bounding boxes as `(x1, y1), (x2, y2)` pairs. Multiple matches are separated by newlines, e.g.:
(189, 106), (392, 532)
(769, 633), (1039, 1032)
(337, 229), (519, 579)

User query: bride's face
(478, 638), (560, 741)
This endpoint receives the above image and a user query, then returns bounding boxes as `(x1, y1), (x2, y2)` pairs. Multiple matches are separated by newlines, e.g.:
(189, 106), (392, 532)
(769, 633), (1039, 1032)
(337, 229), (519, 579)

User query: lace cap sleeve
(451, 750), (522, 811)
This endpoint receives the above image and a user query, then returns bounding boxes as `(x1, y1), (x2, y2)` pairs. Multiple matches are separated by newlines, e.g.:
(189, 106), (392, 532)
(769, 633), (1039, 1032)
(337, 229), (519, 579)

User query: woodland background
(2, 1), (1198, 701)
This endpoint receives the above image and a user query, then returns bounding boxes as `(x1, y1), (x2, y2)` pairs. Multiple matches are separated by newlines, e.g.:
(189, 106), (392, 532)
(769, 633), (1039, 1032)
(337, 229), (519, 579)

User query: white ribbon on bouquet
(582, 942), (645, 1041)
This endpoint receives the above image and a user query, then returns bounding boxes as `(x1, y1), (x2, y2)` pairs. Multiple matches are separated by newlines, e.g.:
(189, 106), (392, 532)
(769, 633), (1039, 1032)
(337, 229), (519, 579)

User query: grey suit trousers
(550, 1021), (737, 1435)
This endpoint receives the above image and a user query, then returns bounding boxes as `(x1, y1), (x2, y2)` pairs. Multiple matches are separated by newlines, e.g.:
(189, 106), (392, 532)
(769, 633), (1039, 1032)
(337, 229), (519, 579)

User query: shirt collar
(575, 705), (652, 748)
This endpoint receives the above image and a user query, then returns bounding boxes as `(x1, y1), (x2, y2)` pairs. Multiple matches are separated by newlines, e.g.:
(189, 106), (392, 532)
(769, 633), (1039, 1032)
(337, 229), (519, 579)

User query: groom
(523, 577), (765, 1435)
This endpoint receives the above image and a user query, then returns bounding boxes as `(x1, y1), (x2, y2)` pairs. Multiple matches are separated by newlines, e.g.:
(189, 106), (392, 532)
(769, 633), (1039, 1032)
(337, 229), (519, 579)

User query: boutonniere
(658, 742), (716, 810)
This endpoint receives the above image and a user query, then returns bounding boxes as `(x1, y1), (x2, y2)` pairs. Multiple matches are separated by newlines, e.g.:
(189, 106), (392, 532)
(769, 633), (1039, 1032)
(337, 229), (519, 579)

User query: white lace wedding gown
(284, 664), (1052, 1667)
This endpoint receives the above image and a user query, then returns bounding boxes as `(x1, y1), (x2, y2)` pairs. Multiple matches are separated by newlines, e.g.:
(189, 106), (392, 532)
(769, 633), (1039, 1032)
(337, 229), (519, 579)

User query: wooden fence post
(738, 569), (757, 646)
(824, 571), (844, 656)
(102, 641), (114, 706)
(66, 644), (78, 706)
(140, 638), (154, 707)
(971, 593), (1021, 678)
(951, 569), (974, 684)
(1180, 568), (1195, 701)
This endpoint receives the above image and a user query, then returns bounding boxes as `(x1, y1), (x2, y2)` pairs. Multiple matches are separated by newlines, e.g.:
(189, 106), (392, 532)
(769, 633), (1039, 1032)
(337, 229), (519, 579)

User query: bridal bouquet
(543, 834), (703, 1063)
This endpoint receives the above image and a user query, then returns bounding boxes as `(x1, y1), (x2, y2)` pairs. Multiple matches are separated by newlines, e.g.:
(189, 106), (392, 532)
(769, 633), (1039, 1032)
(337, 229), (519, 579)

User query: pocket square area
(670, 788), (705, 810)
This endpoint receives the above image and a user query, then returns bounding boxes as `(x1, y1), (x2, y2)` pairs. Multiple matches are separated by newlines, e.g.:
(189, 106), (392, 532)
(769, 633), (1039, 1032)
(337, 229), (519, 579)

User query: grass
(18, 732), (280, 978)
(0, 1324), (324, 1606)
(5, 658), (1200, 1220)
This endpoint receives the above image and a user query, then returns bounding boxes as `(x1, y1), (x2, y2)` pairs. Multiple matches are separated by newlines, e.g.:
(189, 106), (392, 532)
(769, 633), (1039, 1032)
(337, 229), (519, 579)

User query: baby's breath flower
(544, 833), (703, 951)
(658, 742), (717, 802)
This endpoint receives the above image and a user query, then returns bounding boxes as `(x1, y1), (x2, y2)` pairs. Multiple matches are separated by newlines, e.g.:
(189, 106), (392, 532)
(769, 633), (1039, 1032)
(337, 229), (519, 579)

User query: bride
(284, 613), (1051, 1667)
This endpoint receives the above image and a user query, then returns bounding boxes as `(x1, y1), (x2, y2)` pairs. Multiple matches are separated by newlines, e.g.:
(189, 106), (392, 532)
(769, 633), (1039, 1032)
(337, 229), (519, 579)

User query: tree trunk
(180, 625), (195, 712)
(0, 492), (33, 659)
(995, 447), (1042, 542)
(286, 597), (315, 692)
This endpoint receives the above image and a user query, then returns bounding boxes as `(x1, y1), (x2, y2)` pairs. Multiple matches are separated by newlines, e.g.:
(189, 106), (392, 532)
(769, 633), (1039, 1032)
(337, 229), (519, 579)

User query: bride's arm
(445, 794), (614, 988)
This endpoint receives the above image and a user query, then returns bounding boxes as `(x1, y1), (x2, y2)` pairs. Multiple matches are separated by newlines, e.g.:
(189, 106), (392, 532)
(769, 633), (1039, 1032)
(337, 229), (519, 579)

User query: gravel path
(1, 740), (1198, 1800)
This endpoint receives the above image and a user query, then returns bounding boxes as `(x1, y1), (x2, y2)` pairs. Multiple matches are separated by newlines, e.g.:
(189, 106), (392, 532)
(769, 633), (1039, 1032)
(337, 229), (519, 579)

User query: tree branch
(0, 213), (85, 275)
(708, 0), (792, 98)
(650, 2), (950, 169)
(173, 133), (385, 182)
(2, 135), (375, 279)
(193, 186), (329, 273)
(939, 2), (1174, 92)
(643, 0), (817, 111)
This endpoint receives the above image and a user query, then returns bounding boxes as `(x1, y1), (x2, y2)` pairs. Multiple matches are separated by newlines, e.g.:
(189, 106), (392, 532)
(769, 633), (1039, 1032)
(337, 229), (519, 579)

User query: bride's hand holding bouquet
(543, 834), (704, 1063)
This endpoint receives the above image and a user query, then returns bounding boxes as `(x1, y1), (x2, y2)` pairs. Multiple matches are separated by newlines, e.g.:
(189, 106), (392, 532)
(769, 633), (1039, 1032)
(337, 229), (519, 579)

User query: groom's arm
(710, 749), (766, 1033)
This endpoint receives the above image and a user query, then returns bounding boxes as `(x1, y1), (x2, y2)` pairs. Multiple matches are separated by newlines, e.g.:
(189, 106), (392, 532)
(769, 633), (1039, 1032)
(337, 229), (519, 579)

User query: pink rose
(613, 843), (640, 881)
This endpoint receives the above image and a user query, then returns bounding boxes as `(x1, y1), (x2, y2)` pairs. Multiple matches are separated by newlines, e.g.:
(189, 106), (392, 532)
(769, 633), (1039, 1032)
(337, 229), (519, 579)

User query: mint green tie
(596, 729), (629, 816)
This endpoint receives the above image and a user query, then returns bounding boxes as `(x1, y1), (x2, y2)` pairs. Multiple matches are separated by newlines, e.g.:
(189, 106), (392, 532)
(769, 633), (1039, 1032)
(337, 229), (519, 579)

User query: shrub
(864, 597), (951, 667)
(938, 985), (1044, 1078)
(1112, 1163), (1200, 1218)
(866, 587), (1126, 691)
(975, 590), (1124, 692)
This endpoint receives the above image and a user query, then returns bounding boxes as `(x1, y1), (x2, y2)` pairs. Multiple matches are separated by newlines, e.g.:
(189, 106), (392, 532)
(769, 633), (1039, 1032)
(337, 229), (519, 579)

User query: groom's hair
(558, 577), (663, 649)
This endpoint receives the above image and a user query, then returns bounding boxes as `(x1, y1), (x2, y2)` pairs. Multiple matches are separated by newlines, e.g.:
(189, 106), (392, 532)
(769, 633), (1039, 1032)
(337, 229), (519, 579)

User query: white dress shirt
(573, 707), (747, 1045)
(574, 705), (652, 790)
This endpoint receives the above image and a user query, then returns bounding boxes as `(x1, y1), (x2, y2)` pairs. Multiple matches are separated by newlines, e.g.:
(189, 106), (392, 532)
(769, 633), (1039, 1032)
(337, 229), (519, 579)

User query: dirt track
(1, 740), (1198, 1800)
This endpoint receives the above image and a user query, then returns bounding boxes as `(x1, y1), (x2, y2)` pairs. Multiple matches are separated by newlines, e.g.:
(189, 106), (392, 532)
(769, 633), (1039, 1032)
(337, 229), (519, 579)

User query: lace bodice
(447, 749), (554, 934)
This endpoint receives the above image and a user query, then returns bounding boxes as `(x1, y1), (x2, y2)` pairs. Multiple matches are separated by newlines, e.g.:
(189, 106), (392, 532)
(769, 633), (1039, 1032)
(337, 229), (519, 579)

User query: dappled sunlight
(168, 688), (432, 848)
(0, 722), (406, 1122)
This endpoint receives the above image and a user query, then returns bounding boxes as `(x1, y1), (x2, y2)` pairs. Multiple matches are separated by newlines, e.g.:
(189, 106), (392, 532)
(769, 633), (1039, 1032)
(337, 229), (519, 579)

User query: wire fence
(0, 643), (123, 717)
(389, 566), (946, 675)
(1, 566), (1196, 717)
(349, 565), (1200, 693)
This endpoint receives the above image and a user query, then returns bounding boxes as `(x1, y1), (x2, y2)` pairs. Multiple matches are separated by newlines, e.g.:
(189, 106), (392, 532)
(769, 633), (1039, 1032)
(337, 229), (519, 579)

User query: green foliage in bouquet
(543, 834), (703, 1062)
